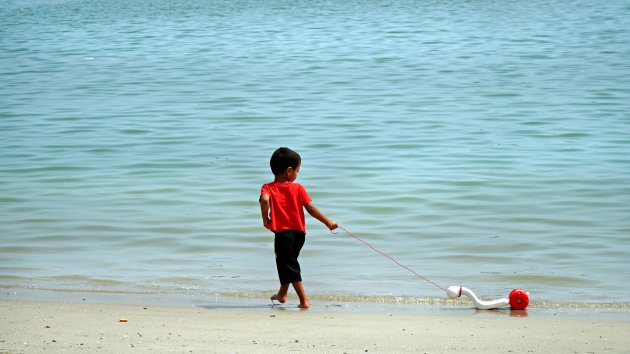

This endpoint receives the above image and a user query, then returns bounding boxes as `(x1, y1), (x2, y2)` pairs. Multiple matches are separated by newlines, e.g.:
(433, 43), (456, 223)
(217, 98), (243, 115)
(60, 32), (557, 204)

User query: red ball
(509, 288), (529, 310)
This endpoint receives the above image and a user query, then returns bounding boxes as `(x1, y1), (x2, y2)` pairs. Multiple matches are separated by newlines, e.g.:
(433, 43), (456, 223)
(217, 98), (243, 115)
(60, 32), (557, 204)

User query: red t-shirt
(261, 181), (312, 232)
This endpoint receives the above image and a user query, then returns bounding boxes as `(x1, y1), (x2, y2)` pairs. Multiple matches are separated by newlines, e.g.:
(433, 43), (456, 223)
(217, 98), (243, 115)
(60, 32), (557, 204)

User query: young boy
(259, 147), (337, 309)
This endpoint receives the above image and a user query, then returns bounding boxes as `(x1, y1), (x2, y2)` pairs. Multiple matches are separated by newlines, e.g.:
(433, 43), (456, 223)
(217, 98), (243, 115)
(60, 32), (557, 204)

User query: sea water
(1, 0), (629, 310)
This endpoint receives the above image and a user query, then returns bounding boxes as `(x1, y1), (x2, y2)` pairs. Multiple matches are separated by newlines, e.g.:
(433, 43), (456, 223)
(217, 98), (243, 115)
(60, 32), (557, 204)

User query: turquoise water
(1, 0), (630, 309)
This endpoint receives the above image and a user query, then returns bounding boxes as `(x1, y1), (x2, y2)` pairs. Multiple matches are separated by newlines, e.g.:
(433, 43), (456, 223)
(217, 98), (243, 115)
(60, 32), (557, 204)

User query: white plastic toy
(447, 286), (529, 310)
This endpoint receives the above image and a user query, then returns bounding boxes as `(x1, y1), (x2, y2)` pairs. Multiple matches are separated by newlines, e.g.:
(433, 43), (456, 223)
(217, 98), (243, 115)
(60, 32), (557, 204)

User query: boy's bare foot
(270, 293), (286, 304)
(291, 282), (309, 309)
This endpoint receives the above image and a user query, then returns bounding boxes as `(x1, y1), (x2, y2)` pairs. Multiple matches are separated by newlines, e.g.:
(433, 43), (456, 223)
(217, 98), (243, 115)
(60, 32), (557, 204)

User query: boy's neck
(274, 175), (291, 183)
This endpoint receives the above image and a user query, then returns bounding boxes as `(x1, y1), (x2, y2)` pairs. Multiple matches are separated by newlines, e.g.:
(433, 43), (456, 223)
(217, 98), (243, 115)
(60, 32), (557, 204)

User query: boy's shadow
(199, 302), (307, 311)
(199, 304), (275, 310)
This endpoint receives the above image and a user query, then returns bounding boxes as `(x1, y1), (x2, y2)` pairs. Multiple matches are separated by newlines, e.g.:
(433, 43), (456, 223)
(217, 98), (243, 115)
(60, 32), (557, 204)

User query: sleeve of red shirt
(299, 183), (312, 206)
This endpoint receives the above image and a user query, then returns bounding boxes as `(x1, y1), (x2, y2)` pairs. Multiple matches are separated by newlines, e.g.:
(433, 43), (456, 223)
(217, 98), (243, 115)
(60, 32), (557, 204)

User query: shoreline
(2, 286), (629, 322)
(2, 298), (630, 353)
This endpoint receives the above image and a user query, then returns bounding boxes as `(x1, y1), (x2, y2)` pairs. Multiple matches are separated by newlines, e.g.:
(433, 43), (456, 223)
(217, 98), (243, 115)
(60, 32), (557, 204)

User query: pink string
(332, 226), (447, 293)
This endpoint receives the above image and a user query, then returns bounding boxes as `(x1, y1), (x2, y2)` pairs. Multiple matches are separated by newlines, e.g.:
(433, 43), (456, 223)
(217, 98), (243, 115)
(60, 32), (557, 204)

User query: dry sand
(1, 299), (629, 353)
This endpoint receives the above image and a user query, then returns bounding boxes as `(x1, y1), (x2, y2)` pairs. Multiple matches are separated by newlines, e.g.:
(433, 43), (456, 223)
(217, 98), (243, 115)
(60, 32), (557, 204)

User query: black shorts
(274, 230), (306, 284)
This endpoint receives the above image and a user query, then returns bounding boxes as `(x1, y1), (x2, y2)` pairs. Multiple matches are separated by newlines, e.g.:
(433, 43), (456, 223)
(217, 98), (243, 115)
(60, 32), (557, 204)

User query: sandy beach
(2, 299), (629, 353)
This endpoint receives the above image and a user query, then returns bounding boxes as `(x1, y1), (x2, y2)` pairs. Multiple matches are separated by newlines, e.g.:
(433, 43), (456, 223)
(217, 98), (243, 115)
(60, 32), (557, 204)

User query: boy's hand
(326, 220), (338, 231)
(263, 217), (271, 230)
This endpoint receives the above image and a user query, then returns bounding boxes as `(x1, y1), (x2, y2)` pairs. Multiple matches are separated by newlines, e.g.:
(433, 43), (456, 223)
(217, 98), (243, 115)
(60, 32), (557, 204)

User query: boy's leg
(271, 283), (289, 303)
(292, 281), (310, 309)
(273, 231), (307, 307)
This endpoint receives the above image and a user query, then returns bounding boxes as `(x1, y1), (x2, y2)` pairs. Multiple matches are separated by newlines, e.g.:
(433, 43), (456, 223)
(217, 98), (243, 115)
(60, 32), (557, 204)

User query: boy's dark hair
(270, 147), (301, 176)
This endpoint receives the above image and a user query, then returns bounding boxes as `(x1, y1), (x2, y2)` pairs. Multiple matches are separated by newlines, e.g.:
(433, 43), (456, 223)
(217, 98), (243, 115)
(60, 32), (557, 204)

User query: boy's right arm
(259, 194), (271, 229)
(305, 202), (338, 230)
